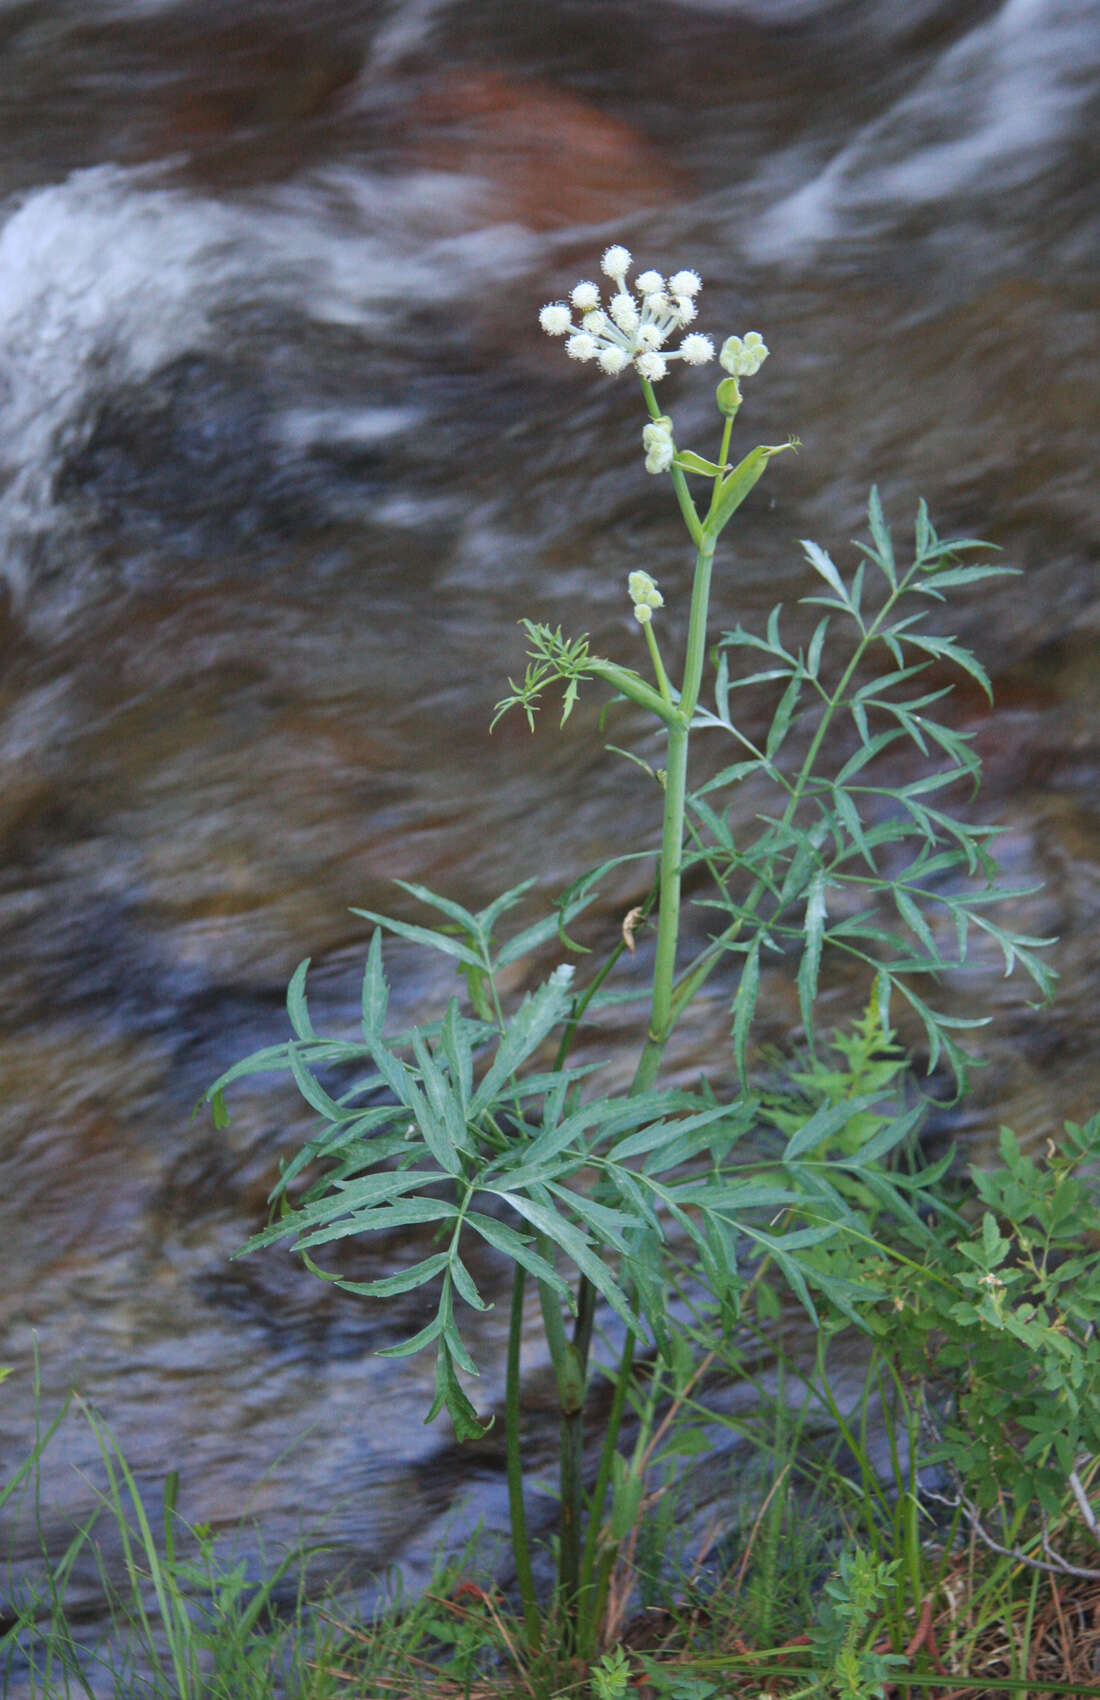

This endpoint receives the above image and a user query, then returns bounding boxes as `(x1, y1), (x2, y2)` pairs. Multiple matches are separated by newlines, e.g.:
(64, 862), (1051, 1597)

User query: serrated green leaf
(416, 1042), (468, 1171)
(695, 759), (764, 797)
(425, 1339), (491, 1440)
(835, 728), (907, 782)
(288, 1045), (347, 1124)
(865, 485), (896, 587)
(797, 869), (828, 1039)
(360, 930), (390, 1041)
(732, 935), (761, 1088)
(902, 632), (994, 701)
(286, 959), (316, 1041)
(465, 1209), (571, 1295)
(439, 999), (473, 1109)
(376, 1312), (446, 1359)
(830, 785), (876, 870)
(801, 539), (848, 603)
(914, 565), (1013, 592)
(449, 1256), (491, 1313)
(766, 671), (804, 759)
(295, 1196), (459, 1250)
(350, 908), (485, 969)
(494, 1191), (635, 1330)
(894, 887), (940, 963)
(391, 879), (479, 934)
(332, 1251), (451, 1298)
(469, 973), (574, 1115)
(608, 1103), (730, 1164)
(806, 617), (830, 680)
(783, 1094), (880, 1161)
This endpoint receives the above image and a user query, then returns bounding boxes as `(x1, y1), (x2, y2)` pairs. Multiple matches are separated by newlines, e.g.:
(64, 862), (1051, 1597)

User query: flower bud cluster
(642, 416), (675, 475)
(628, 570), (664, 625)
(719, 331), (769, 377)
(539, 248), (715, 382)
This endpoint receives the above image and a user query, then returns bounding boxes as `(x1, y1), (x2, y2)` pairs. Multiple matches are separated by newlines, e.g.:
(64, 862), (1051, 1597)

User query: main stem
(633, 529), (715, 1093)
(557, 384), (725, 1642)
(569, 518), (719, 1638)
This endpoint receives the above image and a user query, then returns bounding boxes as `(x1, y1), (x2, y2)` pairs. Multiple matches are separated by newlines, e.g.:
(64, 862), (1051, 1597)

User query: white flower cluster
(628, 569), (664, 624)
(539, 247), (715, 382)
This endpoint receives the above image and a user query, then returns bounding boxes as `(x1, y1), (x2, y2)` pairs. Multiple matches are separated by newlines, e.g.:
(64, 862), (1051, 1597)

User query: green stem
(633, 532), (716, 1091)
(576, 1328), (636, 1655)
(639, 375), (703, 545)
(643, 619), (674, 706)
(505, 1265), (541, 1650)
(558, 1402), (585, 1648)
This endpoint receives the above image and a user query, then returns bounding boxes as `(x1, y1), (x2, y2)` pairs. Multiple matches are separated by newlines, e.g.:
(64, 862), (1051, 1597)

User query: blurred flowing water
(0, 0), (1097, 1626)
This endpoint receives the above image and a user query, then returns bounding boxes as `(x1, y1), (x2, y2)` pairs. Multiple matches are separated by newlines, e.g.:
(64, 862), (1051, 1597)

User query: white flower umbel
(539, 255), (716, 381)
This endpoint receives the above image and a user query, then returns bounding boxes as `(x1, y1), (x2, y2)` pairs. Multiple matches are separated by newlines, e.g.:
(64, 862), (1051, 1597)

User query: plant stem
(634, 532), (716, 1091)
(576, 1328), (636, 1655)
(559, 1400), (585, 1649)
(505, 1265), (541, 1650)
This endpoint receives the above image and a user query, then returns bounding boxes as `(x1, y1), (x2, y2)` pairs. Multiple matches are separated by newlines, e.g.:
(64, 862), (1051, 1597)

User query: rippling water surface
(0, 0), (1097, 1628)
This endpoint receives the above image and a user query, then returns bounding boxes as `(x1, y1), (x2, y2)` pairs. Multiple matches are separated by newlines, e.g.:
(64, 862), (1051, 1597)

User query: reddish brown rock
(411, 69), (681, 231)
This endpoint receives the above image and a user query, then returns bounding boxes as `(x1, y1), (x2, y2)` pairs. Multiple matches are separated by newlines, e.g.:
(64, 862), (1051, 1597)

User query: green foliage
(204, 261), (1067, 1665)
(688, 497), (1055, 1094)
(3, 1395), (339, 1700)
(806, 1550), (908, 1699)
(889, 1111), (1100, 1528)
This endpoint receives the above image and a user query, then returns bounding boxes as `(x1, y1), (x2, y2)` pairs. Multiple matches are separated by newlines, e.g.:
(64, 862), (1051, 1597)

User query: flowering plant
(206, 248), (1053, 1657)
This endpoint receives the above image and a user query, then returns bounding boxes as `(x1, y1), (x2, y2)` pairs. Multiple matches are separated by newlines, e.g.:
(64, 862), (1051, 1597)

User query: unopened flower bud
(719, 331), (769, 377)
(715, 375), (742, 417)
(633, 603), (654, 624)
(628, 570), (664, 609)
(642, 417), (675, 473)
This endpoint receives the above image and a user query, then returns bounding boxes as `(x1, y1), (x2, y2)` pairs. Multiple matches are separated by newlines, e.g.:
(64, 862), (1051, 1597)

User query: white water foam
(749, 0), (1099, 261)
(0, 162), (538, 605)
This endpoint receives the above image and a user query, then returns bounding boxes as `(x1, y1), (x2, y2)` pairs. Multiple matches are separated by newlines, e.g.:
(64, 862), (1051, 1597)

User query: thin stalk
(643, 619), (674, 705)
(639, 376), (703, 546)
(505, 1265), (541, 1650)
(558, 1401), (585, 1647)
(576, 1329), (637, 1654)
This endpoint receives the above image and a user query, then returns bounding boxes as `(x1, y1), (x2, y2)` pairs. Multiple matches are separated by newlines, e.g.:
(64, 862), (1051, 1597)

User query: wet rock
(409, 69), (681, 230)
(54, 351), (384, 558)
